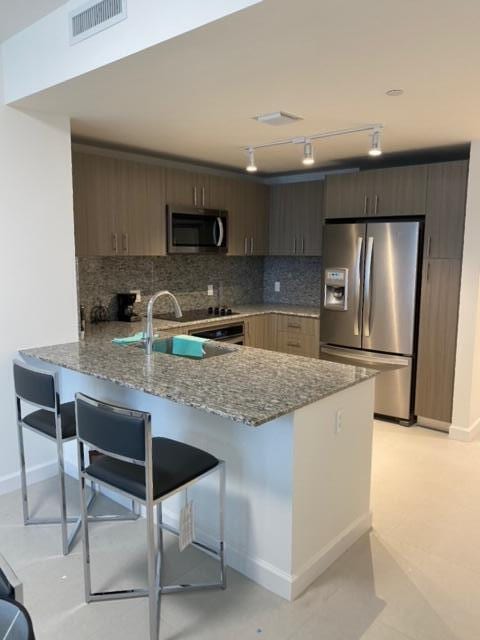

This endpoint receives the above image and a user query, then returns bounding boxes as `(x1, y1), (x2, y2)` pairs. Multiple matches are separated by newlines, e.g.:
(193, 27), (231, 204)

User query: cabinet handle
(287, 323), (302, 329)
(293, 237), (297, 254)
(244, 237), (248, 255)
(287, 341), (301, 348)
(301, 237), (305, 254)
(193, 186), (198, 207)
(201, 186), (206, 208)
(374, 194), (379, 215)
(122, 233), (128, 253)
(250, 237), (254, 255)
(363, 195), (369, 216)
(427, 236), (432, 257)
(426, 260), (431, 282)
(112, 233), (118, 254)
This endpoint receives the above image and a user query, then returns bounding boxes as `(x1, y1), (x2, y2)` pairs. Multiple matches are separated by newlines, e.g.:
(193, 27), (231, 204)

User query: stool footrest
(88, 588), (149, 602)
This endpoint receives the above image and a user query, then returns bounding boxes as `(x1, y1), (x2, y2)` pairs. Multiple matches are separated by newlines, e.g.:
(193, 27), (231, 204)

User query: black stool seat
(23, 401), (76, 440)
(86, 437), (219, 500)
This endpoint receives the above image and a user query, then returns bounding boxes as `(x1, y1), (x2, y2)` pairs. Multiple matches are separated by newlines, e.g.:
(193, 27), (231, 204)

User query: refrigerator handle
(353, 236), (363, 336)
(364, 236), (374, 337)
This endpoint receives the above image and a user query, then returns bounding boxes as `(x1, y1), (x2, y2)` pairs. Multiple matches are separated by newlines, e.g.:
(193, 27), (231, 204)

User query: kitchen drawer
(277, 331), (319, 358)
(277, 315), (319, 336)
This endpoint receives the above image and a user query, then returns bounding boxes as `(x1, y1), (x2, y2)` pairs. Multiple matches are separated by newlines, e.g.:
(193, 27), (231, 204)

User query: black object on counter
(90, 303), (109, 324)
(117, 293), (141, 323)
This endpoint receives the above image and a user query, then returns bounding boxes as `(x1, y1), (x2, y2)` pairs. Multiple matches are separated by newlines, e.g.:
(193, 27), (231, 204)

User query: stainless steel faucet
(145, 291), (183, 355)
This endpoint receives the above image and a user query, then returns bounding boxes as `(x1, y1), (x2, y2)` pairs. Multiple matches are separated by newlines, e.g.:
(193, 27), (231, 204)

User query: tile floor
(1, 421), (480, 639)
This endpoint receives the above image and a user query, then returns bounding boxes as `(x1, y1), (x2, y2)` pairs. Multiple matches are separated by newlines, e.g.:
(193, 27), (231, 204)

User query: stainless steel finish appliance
(167, 205), (227, 254)
(320, 220), (421, 423)
(190, 323), (244, 345)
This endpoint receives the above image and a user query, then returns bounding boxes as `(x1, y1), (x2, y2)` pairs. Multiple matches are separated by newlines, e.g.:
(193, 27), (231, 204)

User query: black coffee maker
(117, 293), (141, 322)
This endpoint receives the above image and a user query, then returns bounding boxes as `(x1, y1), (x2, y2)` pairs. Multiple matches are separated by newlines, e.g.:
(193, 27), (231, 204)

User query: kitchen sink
(135, 337), (233, 359)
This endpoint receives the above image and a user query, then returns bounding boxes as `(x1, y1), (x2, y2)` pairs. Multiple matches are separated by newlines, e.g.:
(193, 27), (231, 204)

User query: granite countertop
(77, 304), (321, 342)
(21, 316), (375, 427)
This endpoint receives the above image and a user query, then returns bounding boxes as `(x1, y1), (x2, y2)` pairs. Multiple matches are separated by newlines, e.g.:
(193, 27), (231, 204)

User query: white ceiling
(0, 0), (68, 43)
(11, 0), (479, 173)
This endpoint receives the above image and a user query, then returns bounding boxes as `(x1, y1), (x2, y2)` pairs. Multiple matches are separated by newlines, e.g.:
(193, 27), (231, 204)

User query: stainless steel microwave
(167, 206), (228, 254)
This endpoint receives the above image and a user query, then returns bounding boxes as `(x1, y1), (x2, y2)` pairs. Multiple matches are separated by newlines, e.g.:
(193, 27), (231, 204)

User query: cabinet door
(371, 165), (427, 216)
(165, 167), (198, 207)
(249, 183), (269, 255)
(269, 184), (296, 255)
(425, 161), (468, 259)
(324, 172), (371, 219)
(226, 178), (249, 255)
(116, 160), (166, 256)
(244, 315), (266, 348)
(72, 152), (118, 256)
(297, 181), (324, 256)
(415, 259), (461, 423)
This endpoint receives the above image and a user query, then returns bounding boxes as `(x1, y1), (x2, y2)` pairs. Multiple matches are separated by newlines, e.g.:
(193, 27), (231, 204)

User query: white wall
(451, 141), (480, 441)
(2, 0), (261, 103)
(0, 50), (78, 494)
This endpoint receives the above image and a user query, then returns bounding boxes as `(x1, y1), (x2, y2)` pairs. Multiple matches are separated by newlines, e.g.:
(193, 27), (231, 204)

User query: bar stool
(12, 359), (138, 556)
(75, 393), (226, 640)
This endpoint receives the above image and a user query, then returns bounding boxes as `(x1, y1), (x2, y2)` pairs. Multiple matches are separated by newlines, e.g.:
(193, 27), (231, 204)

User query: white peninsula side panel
(32, 362), (375, 601)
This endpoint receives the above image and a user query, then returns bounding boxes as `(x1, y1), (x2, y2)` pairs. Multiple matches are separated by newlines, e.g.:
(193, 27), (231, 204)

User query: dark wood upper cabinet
(424, 160), (468, 260)
(325, 165), (427, 218)
(324, 172), (371, 219)
(269, 181), (323, 255)
(371, 165), (428, 216)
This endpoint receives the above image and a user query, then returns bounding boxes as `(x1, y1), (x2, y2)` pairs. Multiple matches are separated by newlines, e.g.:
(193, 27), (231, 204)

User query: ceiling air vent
(69, 0), (127, 45)
(253, 111), (303, 126)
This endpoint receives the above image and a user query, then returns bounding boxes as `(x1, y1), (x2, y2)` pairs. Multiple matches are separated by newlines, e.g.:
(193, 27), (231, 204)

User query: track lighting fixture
(243, 124), (383, 172)
(368, 128), (382, 157)
(246, 147), (257, 173)
(302, 140), (314, 166)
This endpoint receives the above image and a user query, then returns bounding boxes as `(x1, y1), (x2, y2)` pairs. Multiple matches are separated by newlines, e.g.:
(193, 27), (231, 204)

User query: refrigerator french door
(320, 220), (421, 422)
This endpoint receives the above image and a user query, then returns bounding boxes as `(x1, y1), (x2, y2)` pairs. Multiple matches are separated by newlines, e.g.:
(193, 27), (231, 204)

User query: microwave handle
(214, 217), (224, 247)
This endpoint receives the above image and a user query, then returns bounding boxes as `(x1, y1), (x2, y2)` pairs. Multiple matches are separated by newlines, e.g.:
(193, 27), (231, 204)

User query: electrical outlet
(274, 281), (281, 292)
(207, 284), (214, 296)
(335, 409), (343, 435)
(130, 289), (141, 302)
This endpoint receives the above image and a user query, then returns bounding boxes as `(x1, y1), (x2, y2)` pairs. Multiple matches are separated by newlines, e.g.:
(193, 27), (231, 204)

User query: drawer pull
(287, 342), (301, 348)
(287, 323), (302, 329)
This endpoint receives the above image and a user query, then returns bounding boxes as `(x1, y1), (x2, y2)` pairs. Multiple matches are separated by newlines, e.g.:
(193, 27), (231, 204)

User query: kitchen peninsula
(21, 320), (376, 601)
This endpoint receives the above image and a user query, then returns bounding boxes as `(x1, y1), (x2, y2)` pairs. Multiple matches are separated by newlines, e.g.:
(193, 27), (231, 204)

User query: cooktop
(151, 307), (239, 323)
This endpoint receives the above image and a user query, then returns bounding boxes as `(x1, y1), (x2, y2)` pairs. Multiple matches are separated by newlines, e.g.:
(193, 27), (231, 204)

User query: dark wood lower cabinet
(415, 259), (462, 423)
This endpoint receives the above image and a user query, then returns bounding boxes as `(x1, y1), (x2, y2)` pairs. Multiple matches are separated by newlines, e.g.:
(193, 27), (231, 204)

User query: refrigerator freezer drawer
(320, 346), (414, 422)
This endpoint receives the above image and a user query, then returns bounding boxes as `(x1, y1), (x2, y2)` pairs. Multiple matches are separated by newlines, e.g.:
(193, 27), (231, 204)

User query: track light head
(368, 128), (382, 157)
(302, 140), (315, 166)
(246, 147), (258, 173)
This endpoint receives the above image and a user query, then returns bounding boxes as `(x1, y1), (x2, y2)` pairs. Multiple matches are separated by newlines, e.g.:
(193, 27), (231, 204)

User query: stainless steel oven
(167, 205), (228, 254)
(189, 323), (244, 345)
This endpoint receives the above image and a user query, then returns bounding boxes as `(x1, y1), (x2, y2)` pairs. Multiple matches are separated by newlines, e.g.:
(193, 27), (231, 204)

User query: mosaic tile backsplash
(77, 255), (322, 321)
(263, 257), (322, 306)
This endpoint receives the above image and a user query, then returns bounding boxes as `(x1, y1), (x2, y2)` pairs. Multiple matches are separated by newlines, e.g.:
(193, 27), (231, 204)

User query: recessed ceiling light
(254, 111), (303, 126)
(386, 89), (404, 97)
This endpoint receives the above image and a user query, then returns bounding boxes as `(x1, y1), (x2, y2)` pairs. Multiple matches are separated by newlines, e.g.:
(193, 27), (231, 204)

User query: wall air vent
(70, 0), (127, 45)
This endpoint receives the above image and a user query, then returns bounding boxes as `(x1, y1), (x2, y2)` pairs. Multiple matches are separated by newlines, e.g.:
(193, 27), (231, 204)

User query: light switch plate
(130, 289), (141, 302)
(274, 281), (281, 292)
(207, 284), (214, 296)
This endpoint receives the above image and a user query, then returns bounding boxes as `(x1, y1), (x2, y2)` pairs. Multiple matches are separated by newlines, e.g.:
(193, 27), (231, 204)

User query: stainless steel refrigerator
(320, 220), (422, 423)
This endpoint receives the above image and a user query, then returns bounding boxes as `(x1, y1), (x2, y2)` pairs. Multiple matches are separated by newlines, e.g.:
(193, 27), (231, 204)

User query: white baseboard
(290, 511), (372, 600)
(449, 416), (480, 442)
(0, 459), (58, 497)
(162, 506), (372, 601)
